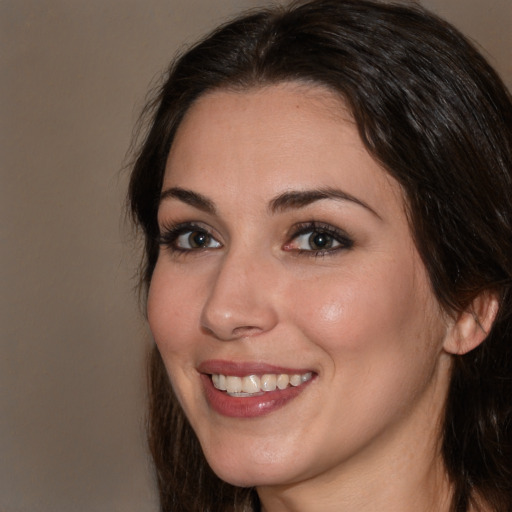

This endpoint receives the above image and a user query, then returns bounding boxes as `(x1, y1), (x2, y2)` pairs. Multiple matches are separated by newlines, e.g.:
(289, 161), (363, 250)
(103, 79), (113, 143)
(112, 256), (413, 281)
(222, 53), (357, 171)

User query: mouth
(198, 361), (316, 418)
(211, 372), (313, 397)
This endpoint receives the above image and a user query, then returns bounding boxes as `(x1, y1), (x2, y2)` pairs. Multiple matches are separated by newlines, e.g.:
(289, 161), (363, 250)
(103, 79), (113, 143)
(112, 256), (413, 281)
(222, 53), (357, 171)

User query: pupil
(190, 231), (208, 247)
(309, 232), (332, 250)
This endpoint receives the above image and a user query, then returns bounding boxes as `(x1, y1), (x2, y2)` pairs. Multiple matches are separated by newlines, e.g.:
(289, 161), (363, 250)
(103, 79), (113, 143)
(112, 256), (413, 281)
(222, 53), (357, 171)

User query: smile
(211, 372), (313, 396)
(199, 362), (316, 418)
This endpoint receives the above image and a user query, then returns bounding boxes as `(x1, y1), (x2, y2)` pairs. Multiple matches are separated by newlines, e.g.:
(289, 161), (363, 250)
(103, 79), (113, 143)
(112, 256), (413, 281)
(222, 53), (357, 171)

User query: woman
(128, 0), (512, 510)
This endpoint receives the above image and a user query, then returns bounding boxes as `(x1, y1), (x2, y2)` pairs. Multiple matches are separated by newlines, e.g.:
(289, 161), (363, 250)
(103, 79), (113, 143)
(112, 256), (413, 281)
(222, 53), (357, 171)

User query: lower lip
(201, 374), (313, 418)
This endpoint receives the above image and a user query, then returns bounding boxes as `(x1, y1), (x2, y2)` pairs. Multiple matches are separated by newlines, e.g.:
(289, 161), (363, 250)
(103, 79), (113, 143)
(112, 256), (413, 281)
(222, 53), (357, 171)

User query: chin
(209, 461), (291, 488)
(199, 436), (311, 488)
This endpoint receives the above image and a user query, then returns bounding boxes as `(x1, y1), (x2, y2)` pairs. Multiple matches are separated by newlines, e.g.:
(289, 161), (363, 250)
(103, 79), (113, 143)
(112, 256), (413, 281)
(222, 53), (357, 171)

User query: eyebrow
(269, 187), (381, 218)
(159, 185), (380, 219)
(160, 187), (216, 214)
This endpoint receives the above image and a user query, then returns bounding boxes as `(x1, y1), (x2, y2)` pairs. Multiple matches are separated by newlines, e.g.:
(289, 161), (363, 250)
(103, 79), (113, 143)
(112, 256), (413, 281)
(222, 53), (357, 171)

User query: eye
(158, 222), (222, 252)
(294, 231), (340, 251)
(175, 230), (221, 250)
(284, 222), (353, 255)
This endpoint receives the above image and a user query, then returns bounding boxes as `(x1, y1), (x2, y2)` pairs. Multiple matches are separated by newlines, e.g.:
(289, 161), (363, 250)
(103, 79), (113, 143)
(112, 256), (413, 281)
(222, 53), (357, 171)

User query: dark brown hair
(128, 1), (512, 510)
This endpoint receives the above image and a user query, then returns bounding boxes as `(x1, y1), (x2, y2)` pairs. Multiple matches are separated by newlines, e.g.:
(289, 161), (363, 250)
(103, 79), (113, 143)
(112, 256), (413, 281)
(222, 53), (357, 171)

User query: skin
(147, 83), (462, 511)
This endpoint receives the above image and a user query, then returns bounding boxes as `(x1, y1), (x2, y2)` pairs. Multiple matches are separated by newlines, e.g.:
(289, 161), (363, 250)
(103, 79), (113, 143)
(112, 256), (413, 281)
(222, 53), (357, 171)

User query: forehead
(163, 82), (403, 217)
(168, 82), (352, 163)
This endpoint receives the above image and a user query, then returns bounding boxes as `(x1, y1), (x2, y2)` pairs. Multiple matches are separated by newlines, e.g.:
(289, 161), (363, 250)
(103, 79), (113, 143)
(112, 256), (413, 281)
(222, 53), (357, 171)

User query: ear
(443, 291), (499, 355)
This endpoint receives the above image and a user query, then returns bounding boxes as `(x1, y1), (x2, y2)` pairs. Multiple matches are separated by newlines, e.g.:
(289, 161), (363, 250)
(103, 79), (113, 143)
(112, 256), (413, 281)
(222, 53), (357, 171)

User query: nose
(200, 251), (279, 341)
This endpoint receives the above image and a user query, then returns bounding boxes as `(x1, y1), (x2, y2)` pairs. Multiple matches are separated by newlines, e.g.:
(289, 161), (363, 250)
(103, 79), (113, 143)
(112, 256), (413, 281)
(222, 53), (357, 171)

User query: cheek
(147, 263), (207, 413)
(147, 262), (202, 357)
(287, 260), (447, 434)
(289, 255), (440, 359)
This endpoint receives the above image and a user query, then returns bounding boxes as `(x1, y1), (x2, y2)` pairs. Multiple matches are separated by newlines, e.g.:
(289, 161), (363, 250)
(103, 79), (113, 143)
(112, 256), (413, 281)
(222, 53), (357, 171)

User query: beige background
(1, 1), (510, 511)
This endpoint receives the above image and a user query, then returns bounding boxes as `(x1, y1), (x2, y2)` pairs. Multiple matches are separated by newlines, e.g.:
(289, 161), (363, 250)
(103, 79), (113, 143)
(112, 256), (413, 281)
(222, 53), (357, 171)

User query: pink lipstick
(198, 360), (315, 418)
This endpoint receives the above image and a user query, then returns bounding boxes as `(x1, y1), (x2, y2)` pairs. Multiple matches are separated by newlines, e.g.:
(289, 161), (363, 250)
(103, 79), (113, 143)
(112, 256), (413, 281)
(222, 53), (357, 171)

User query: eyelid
(157, 219), (353, 257)
(284, 221), (354, 253)
(157, 221), (223, 251)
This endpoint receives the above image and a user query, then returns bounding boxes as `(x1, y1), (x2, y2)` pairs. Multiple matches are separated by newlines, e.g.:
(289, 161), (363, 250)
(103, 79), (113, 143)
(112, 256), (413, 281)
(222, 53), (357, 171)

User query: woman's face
(148, 83), (453, 489)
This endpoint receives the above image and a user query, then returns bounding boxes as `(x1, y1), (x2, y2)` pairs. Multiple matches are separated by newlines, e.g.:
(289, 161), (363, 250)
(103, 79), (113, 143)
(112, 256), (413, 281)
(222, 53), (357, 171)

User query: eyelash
(157, 221), (354, 257)
(157, 222), (220, 254)
(285, 222), (354, 257)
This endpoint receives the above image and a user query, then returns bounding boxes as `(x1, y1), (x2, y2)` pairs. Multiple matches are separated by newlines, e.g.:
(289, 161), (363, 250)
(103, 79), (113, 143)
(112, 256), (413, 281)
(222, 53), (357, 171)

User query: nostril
(201, 324), (217, 337)
(201, 324), (263, 341)
(232, 325), (263, 338)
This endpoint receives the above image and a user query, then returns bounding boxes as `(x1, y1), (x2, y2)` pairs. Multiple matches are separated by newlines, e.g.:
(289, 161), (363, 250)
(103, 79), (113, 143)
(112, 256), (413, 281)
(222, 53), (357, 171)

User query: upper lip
(197, 359), (314, 376)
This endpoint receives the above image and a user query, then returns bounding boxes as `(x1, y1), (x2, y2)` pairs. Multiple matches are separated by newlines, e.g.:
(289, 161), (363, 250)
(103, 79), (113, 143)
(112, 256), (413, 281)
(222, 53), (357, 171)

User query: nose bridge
(200, 244), (278, 341)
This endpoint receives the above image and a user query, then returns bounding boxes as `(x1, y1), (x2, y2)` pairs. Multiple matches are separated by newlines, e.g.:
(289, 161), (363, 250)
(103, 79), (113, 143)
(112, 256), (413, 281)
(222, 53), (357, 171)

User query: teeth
(211, 371), (313, 395)
(261, 374), (277, 391)
(226, 376), (242, 394)
(242, 375), (260, 393)
(290, 374), (302, 386)
(276, 374), (289, 389)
